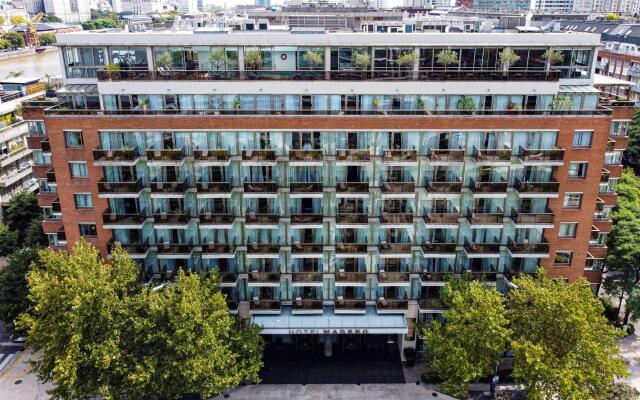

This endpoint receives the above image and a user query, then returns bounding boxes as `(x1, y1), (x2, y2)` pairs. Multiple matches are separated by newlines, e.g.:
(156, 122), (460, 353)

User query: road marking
(0, 354), (14, 372)
(0, 342), (25, 347)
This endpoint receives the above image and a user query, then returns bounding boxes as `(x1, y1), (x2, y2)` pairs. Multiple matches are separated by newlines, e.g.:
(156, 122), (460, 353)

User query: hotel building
(24, 30), (633, 357)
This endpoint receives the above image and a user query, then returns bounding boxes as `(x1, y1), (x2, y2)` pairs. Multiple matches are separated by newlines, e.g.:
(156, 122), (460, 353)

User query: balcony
(472, 148), (512, 165)
(196, 181), (233, 197)
(201, 243), (236, 259)
(336, 149), (370, 164)
(377, 271), (410, 286)
(425, 181), (462, 195)
(428, 149), (465, 163)
(507, 240), (550, 258)
(423, 209), (460, 226)
(156, 243), (195, 259)
(246, 243), (281, 258)
(421, 243), (457, 258)
(245, 213), (280, 226)
(470, 179), (508, 196)
(242, 149), (276, 162)
(249, 299), (281, 314)
(46, 170), (55, 183)
(289, 149), (323, 164)
(469, 271), (499, 283)
(376, 299), (409, 313)
(291, 243), (324, 257)
(335, 271), (367, 286)
(335, 243), (368, 258)
(97, 180), (143, 197)
(292, 299), (324, 314)
(378, 242), (413, 258)
(514, 179), (560, 198)
(217, 271), (239, 287)
(102, 211), (148, 228)
(150, 180), (188, 195)
(382, 149), (417, 164)
(93, 148), (141, 165)
(420, 272), (455, 285)
(248, 272), (281, 286)
(153, 212), (191, 227)
(290, 182), (323, 196)
(418, 298), (445, 312)
(107, 241), (150, 259)
(463, 241), (501, 258)
(291, 273), (324, 286)
(381, 181), (415, 197)
(193, 149), (230, 164)
(467, 209), (504, 227)
(199, 213), (235, 228)
(510, 208), (554, 227)
(517, 147), (565, 166)
(40, 139), (51, 153)
(336, 182), (369, 195)
(290, 214), (323, 227)
(334, 299), (366, 314)
(379, 213), (413, 226)
(226, 299), (239, 313)
(336, 213), (369, 227)
(243, 182), (278, 196)
(146, 148), (185, 164)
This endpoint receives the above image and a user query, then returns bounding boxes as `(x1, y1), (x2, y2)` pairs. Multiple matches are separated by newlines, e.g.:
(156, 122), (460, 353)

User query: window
(610, 120), (629, 137)
(69, 161), (88, 178)
(568, 162), (588, 178)
(563, 192), (582, 208)
(573, 130), (592, 148)
(74, 193), (93, 208)
(78, 223), (97, 237)
(558, 222), (578, 238)
(554, 251), (573, 265)
(604, 150), (623, 165)
(64, 130), (83, 147)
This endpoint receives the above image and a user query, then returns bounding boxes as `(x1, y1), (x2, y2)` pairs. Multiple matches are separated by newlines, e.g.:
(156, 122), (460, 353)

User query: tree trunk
(617, 295), (624, 326)
(624, 307), (632, 326)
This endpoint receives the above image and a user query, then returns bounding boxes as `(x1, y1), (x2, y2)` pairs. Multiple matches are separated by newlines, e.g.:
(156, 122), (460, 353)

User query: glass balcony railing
(423, 209), (460, 224)
(289, 149), (323, 161)
(419, 271), (455, 282)
(199, 213), (235, 224)
(335, 243), (368, 254)
(425, 181), (463, 193)
(291, 214), (323, 224)
(201, 243), (236, 255)
(291, 273), (324, 283)
(93, 148), (141, 162)
(153, 212), (191, 225)
(156, 243), (194, 255)
(291, 243), (323, 253)
(517, 147), (565, 163)
(418, 298), (445, 310)
(377, 271), (410, 283)
(248, 272), (281, 284)
(290, 182), (323, 193)
(514, 178), (560, 194)
(507, 240), (550, 255)
(97, 180), (143, 194)
(336, 213), (369, 225)
(422, 242), (457, 253)
(150, 180), (188, 193)
(472, 148), (512, 162)
(464, 241), (501, 254)
(193, 149), (230, 161)
(381, 181), (415, 193)
(244, 182), (278, 193)
(510, 209), (555, 225)
(249, 299), (281, 312)
(376, 299), (409, 311)
(428, 149), (465, 162)
(242, 149), (276, 161)
(196, 181), (232, 193)
(379, 242), (413, 254)
(336, 182), (369, 193)
(293, 299), (324, 312)
(246, 243), (281, 254)
(379, 213), (413, 224)
(470, 178), (508, 193)
(102, 211), (148, 225)
(467, 208), (504, 225)
(146, 148), (184, 161)
(335, 299), (366, 312)
(245, 213), (279, 225)
(107, 240), (149, 256)
(335, 271), (367, 284)
(383, 149), (417, 162)
(336, 149), (370, 162)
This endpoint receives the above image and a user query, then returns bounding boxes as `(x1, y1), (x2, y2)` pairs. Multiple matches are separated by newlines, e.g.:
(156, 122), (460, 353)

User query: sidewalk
(0, 351), (51, 400)
(620, 333), (640, 390)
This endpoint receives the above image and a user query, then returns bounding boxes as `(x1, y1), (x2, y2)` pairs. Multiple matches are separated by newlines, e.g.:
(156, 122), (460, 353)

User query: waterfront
(0, 49), (62, 81)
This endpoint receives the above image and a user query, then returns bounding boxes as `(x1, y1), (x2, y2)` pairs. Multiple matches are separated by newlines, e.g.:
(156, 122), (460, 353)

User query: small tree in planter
(244, 49), (263, 70)
(543, 49), (564, 76)
(397, 50), (417, 68)
(138, 98), (150, 111)
(498, 48), (520, 75)
(372, 97), (380, 110)
(155, 51), (173, 70)
(353, 50), (371, 71)
(303, 50), (324, 71)
(436, 49), (458, 71)
(105, 63), (120, 79)
(232, 97), (242, 112)
(208, 48), (228, 72)
(551, 94), (573, 111)
(455, 96), (476, 112)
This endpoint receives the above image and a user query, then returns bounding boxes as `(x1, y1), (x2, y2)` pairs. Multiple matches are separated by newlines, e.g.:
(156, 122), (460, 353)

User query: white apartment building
(111, 0), (166, 14)
(43, 0), (91, 23)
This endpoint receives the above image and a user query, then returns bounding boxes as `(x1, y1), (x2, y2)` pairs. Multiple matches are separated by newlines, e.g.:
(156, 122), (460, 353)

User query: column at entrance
(324, 333), (333, 357)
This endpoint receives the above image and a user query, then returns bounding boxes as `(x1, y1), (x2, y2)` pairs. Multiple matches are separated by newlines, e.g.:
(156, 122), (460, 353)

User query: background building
(43, 0), (91, 23)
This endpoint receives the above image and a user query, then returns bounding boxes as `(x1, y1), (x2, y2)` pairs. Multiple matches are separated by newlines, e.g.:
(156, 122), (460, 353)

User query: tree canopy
(0, 224), (18, 256)
(422, 278), (510, 397)
(3, 32), (25, 49)
(7, 190), (42, 244)
(17, 241), (263, 400)
(40, 15), (62, 23)
(39, 33), (56, 46)
(509, 270), (628, 400)
(626, 109), (640, 173)
(10, 15), (27, 25)
(0, 248), (40, 335)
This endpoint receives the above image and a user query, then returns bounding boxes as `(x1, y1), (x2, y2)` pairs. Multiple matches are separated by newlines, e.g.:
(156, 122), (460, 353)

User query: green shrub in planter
(403, 347), (416, 366)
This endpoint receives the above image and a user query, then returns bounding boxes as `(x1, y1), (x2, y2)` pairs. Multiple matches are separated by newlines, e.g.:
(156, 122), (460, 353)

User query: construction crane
(27, 12), (44, 50)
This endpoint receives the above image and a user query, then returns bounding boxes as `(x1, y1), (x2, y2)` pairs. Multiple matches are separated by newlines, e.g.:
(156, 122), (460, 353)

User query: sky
(203, 0), (404, 7)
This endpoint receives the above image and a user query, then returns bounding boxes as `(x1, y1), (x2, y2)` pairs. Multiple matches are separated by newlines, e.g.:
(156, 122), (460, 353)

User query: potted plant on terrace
(139, 98), (150, 112)
(498, 48), (521, 76)
(436, 49), (458, 72)
(352, 50), (371, 79)
(455, 95), (476, 114)
(244, 49), (263, 71)
(543, 49), (564, 76)
(208, 48), (228, 73)
(551, 94), (573, 112)
(155, 50), (173, 71)
(303, 49), (324, 71)
(233, 96), (242, 114)
(104, 63), (120, 80)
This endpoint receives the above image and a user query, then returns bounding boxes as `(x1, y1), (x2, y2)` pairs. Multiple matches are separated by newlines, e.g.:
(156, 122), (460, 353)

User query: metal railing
(336, 182), (369, 193)
(426, 181), (462, 193)
(336, 213), (369, 224)
(193, 149), (230, 161)
(291, 214), (323, 224)
(290, 182), (323, 193)
(199, 213), (235, 224)
(517, 147), (565, 162)
(243, 182), (278, 193)
(93, 148), (141, 162)
(428, 148), (465, 162)
(289, 149), (323, 161)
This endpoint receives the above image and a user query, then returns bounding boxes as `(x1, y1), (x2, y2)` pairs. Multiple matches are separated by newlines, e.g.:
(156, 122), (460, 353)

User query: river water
(0, 50), (62, 81)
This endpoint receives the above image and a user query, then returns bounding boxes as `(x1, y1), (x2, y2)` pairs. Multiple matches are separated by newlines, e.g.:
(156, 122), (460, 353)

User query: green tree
(39, 33), (56, 46)
(3, 32), (25, 49)
(606, 13), (621, 20)
(0, 248), (40, 335)
(422, 278), (510, 397)
(7, 190), (42, 244)
(435, 49), (458, 70)
(154, 50), (173, 69)
(509, 269), (628, 400)
(24, 219), (47, 248)
(625, 109), (640, 172)
(17, 241), (263, 400)
(604, 382), (640, 400)
(10, 15), (27, 25)
(40, 15), (62, 23)
(0, 16), (5, 26)
(0, 39), (10, 50)
(0, 224), (18, 256)
(244, 49), (263, 70)
(603, 169), (640, 325)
